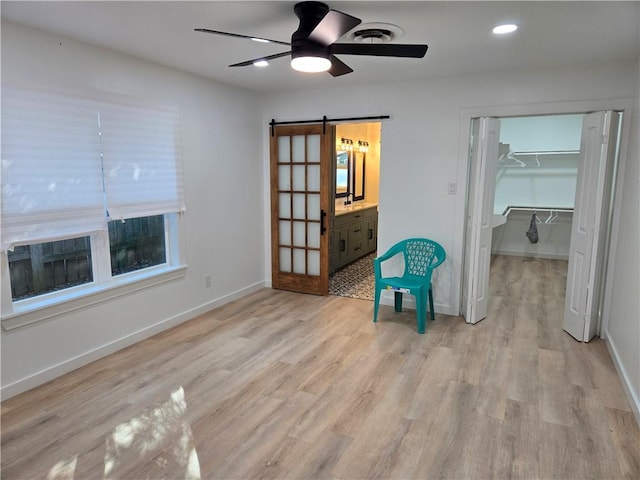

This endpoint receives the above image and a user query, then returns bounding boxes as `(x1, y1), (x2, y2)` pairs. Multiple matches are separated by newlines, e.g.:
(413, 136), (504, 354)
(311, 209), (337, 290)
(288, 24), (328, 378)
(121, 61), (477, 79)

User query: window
(8, 237), (93, 301)
(109, 215), (166, 276)
(1, 87), (185, 320)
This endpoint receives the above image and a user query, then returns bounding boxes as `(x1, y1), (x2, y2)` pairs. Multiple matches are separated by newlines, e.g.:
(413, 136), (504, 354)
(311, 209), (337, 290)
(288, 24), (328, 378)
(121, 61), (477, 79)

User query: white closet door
(563, 111), (620, 341)
(462, 117), (500, 324)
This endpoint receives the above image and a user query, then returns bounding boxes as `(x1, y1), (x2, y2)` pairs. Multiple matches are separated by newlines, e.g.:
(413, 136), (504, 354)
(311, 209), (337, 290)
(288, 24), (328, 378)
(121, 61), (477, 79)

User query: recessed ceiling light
(493, 24), (518, 35)
(251, 37), (270, 43)
(253, 60), (269, 67)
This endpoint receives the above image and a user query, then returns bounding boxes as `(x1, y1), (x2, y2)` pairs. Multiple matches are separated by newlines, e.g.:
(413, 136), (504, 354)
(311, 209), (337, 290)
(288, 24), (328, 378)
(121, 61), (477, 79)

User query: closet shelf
(501, 205), (574, 216)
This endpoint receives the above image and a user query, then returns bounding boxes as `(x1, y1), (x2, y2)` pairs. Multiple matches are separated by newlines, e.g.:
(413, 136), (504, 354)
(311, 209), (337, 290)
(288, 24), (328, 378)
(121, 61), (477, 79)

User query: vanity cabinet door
(331, 206), (378, 271)
(364, 209), (378, 253)
(365, 217), (377, 253)
(335, 226), (350, 268)
(349, 213), (364, 259)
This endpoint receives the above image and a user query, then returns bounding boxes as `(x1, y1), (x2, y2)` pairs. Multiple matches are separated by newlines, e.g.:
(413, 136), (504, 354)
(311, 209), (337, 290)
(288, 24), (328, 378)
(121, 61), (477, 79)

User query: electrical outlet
(448, 182), (457, 195)
(204, 273), (212, 288)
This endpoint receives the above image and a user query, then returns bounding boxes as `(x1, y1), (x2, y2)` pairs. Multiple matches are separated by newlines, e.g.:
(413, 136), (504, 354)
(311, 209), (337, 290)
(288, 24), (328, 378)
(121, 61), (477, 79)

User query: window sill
(1, 264), (188, 332)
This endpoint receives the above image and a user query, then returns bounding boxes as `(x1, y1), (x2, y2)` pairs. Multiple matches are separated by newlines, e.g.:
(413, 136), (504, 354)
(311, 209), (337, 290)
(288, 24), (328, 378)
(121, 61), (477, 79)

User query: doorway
(328, 121), (381, 301)
(489, 113), (582, 340)
(462, 110), (623, 341)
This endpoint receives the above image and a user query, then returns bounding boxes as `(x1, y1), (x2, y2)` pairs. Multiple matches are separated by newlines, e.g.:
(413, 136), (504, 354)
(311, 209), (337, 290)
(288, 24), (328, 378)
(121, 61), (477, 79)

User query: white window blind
(1, 88), (106, 250)
(1, 88), (185, 251)
(100, 102), (184, 221)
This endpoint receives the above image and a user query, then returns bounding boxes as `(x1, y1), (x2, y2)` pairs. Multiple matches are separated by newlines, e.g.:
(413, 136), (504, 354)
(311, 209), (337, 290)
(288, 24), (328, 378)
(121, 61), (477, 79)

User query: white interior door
(563, 111), (620, 341)
(462, 117), (500, 324)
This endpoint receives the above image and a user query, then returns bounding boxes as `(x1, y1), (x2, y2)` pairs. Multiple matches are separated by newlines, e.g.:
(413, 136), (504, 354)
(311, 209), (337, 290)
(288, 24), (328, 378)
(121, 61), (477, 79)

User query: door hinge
(601, 134), (609, 145)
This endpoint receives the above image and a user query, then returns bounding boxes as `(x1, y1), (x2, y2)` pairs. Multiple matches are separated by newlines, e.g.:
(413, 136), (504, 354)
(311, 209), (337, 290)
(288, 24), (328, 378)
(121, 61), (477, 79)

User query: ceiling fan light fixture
(492, 23), (518, 35)
(290, 55), (331, 73)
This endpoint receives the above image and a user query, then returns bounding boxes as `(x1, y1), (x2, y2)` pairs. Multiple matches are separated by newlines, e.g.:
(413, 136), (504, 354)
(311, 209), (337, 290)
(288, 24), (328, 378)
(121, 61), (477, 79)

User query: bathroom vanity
(330, 204), (378, 273)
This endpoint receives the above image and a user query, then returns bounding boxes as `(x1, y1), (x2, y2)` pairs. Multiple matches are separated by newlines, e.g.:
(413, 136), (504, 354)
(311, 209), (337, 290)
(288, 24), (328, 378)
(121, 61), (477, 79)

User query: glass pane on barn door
(308, 250), (320, 276)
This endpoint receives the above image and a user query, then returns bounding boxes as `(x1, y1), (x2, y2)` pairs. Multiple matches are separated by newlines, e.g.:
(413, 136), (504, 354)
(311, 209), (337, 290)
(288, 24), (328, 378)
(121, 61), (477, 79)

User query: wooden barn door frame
(270, 123), (333, 295)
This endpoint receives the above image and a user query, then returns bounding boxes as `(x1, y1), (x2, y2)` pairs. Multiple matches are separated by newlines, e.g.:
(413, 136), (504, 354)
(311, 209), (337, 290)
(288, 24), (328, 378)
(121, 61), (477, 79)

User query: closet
(491, 114), (583, 261)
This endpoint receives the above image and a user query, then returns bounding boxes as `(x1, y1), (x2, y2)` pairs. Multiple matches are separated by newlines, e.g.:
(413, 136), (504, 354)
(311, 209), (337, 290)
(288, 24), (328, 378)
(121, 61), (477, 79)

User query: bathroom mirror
(352, 151), (366, 201)
(335, 150), (350, 198)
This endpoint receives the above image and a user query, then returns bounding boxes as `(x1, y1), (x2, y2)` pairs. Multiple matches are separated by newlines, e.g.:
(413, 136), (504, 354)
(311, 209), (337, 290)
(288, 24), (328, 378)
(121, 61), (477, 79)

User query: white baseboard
(491, 249), (569, 260)
(378, 290), (454, 316)
(605, 334), (640, 426)
(0, 281), (267, 400)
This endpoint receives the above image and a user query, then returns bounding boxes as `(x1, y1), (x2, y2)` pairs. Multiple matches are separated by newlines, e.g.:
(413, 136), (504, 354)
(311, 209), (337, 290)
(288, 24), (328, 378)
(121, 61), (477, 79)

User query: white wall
(604, 60), (640, 421)
(494, 153), (579, 214)
(492, 211), (573, 260)
(500, 114), (583, 152)
(495, 115), (582, 214)
(1, 23), (266, 397)
(261, 60), (639, 416)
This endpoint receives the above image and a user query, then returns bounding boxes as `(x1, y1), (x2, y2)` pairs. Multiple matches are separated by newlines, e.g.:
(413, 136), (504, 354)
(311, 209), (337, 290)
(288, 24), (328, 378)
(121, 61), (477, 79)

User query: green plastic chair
(373, 238), (446, 334)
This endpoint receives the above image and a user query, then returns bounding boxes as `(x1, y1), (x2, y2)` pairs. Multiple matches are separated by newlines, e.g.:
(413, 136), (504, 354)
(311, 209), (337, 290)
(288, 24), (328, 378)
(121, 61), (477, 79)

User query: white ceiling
(2, 1), (639, 94)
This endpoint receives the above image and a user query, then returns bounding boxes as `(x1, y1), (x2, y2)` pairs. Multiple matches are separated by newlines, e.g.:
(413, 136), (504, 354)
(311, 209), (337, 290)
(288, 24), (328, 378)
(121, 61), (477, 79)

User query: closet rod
(502, 205), (574, 216)
(269, 115), (390, 136)
(513, 150), (579, 155)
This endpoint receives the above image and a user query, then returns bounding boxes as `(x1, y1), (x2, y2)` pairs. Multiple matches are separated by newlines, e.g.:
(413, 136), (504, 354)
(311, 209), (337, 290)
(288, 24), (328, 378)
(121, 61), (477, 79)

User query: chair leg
(394, 291), (403, 312)
(416, 291), (427, 334)
(429, 285), (435, 321)
(373, 287), (381, 323)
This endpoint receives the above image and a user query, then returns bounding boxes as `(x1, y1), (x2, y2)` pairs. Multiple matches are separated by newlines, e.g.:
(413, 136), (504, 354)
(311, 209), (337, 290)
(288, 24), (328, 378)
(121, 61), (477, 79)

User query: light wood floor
(2, 255), (639, 479)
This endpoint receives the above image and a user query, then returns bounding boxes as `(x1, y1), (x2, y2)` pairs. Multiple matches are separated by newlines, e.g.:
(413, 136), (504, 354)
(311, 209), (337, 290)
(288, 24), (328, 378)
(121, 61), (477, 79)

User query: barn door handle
(321, 209), (327, 235)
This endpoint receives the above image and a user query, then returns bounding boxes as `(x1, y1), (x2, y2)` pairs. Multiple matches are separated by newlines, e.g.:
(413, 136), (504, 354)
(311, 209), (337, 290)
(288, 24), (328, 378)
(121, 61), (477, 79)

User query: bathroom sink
(336, 202), (377, 213)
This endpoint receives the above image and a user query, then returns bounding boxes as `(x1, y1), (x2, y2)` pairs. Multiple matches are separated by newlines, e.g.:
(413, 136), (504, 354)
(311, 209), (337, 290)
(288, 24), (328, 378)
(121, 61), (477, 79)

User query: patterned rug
(329, 252), (376, 301)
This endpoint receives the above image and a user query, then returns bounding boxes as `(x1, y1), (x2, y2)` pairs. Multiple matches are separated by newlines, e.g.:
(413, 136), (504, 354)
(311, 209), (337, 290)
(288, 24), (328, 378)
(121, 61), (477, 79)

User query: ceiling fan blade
(331, 43), (428, 58)
(308, 10), (362, 46)
(229, 51), (292, 67)
(194, 28), (290, 46)
(327, 55), (353, 77)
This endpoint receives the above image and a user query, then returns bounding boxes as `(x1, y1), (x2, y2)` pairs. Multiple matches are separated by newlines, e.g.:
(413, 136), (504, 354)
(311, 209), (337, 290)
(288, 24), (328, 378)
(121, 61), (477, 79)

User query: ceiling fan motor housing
(292, 1), (332, 58)
(292, 1), (330, 40)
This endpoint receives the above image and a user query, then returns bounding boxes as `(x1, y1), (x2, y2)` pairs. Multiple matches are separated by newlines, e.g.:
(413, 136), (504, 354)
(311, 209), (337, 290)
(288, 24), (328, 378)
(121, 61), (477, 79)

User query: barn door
(563, 111), (620, 341)
(270, 124), (332, 295)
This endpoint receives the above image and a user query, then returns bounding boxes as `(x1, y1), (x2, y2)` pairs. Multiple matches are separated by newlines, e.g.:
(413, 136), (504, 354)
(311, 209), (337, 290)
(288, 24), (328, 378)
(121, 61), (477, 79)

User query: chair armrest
(376, 249), (399, 263)
(374, 250), (404, 280)
(431, 255), (445, 269)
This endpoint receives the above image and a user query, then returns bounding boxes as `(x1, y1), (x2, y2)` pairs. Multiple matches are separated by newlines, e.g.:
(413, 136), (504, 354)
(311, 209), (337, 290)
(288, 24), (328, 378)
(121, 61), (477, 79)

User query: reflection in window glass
(109, 215), (166, 276)
(8, 237), (93, 301)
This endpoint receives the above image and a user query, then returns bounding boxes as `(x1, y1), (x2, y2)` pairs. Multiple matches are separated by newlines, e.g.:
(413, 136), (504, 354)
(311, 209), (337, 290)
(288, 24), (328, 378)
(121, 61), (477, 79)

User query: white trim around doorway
(453, 97), (634, 340)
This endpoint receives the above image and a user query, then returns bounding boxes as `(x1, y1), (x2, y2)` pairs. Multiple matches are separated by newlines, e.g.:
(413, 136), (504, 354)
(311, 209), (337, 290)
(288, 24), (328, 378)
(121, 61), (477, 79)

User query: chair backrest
(400, 238), (446, 278)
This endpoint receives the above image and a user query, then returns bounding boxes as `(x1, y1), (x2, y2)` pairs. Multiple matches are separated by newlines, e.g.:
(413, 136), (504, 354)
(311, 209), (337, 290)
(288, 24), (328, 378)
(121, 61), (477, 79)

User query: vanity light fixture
(357, 140), (369, 153)
(341, 137), (354, 151)
(492, 23), (518, 34)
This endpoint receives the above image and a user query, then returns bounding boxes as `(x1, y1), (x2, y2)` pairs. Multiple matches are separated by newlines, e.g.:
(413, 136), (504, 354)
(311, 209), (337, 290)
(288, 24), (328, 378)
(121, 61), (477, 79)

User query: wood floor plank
(570, 384), (625, 479)
(506, 337), (539, 403)
(538, 347), (574, 427)
(539, 419), (575, 479)
(496, 399), (541, 479)
(2, 255), (639, 479)
(607, 407), (640, 478)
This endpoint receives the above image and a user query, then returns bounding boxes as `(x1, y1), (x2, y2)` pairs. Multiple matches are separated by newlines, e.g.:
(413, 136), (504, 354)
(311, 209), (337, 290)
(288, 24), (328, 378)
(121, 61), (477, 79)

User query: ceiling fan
(195, 1), (428, 76)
